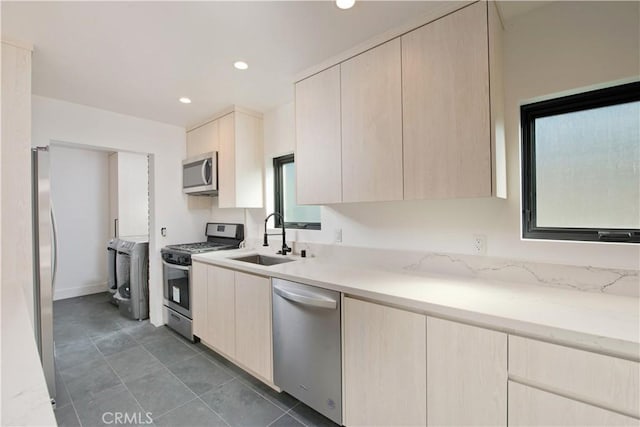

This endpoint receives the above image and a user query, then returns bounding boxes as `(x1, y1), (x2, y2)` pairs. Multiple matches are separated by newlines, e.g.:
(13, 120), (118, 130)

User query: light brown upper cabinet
(294, 2), (504, 204)
(402, 1), (505, 199)
(295, 65), (342, 205)
(186, 107), (263, 208)
(218, 110), (264, 208)
(186, 119), (219, 158)
(341, 39), (404, 203)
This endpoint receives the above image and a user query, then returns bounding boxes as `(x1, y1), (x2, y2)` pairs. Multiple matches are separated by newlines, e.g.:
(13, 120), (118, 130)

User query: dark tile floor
(53, 293), (338, 427)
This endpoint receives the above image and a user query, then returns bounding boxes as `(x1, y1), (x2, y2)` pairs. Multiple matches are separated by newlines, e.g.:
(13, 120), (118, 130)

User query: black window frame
(273, 154), (321, 230)
(521, 81), (640, 244)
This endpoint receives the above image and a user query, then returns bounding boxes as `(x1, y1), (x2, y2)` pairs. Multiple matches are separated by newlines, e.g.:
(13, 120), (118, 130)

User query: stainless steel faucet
(264, 212), (292, 255)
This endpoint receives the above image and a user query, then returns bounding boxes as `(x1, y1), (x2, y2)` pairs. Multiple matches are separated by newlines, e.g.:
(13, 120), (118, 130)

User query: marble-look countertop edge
(192, 249), (640, 361)
(1, 283), (57, 426)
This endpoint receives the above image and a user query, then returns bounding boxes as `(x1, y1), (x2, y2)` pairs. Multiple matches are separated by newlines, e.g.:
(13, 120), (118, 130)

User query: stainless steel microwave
(182, 152), (218, 196)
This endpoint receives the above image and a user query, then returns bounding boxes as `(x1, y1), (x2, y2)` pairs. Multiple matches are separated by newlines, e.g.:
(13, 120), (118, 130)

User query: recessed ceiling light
(234, 61), (249, 70)
(336, 0), (355, 10)
(179, 97), (192, 104)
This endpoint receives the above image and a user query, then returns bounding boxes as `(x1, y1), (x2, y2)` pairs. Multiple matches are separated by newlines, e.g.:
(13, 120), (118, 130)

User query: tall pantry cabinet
(108, 151), (149, 237)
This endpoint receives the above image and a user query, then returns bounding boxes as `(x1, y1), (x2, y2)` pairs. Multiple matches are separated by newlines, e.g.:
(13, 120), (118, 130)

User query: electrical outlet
(473, 234), (487, 255)
(334, 228), (343, 244)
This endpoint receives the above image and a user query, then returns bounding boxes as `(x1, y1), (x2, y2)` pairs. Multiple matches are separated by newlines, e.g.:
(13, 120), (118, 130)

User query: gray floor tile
(94, 330), (140, 356)
(270, 414), (304, 427)
(79, 292), (113, 305)
(60, 358), (122, 402)
(142, 334), (199, 366)
(54, 306), (83, 325)
(289, 402), (339, 427)
(167, 328), (202, 349)
(154, 398), (226, 427)
(199, 346), (246, 378)
(54, 321), (88, 346)
(122, 321), (172, 342)
(55, 295), (116, 323)
(52, 293), (310, 427)
(167, 354), (233, 396)
(106, 346), (165, 383)
(200, 379), (284, 427)
(125, 369), (196, 416)
(55, 338), (103, 371)
(53, 297), (86, 314)
(239, 375), (299, 411)
(81, 315), (123, 338)
(54, 404), (80, 427)
(74, 387), (148, 427)
(55, 369), (72, 409)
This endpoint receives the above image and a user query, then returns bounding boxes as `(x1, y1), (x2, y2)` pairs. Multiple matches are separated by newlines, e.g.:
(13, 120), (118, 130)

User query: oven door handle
(162, 260), (190, 271)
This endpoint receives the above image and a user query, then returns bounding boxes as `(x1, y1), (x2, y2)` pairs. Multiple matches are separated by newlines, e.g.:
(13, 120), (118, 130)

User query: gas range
(165, 241), (235, 254)
(161, 223), (244, 266)
(162, 223), (243, 341)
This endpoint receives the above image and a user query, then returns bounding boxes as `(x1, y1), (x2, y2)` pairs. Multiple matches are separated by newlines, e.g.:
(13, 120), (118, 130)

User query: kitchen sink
(230, 254), (296, 266)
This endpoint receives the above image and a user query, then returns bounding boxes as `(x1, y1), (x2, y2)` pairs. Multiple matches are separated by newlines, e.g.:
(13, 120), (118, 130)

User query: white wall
(247, 1), (640, 270)
(32, 96), (211, 324)
(50, 145), (110, 299)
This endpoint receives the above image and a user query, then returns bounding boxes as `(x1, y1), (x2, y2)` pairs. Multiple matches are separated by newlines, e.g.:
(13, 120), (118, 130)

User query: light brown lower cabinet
(234, 271), (272, 382)
(427, 317), (507, 426)
(191, 261), (207, 339)
(343, 299), (511, 427)
(509, 335), (639, 417)
(207, 265), (236, 358)
(508, 381), (639, 426)
(192, 262), (273, 383)
(343, 297), (427, 426)
(192, 267), (637, 427)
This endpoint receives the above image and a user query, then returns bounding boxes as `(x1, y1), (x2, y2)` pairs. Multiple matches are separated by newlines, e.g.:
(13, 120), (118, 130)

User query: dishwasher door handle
(273, 285), (337, 309)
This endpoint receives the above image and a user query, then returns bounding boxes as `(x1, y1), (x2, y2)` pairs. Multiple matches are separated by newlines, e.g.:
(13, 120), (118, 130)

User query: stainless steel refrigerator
(31, 146), (57, 403)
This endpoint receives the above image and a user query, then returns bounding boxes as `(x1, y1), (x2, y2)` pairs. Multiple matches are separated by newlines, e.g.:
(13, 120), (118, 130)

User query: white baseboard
(53, 282), (109, 301)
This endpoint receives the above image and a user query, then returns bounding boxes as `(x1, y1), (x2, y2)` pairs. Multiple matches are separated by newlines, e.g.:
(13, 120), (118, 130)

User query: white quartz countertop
(1, 282), (56, 426)
(192, 249), (640, 361)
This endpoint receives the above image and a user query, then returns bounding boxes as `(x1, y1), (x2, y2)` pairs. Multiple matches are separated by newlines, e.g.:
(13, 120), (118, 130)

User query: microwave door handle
(201, 160), (211, 185)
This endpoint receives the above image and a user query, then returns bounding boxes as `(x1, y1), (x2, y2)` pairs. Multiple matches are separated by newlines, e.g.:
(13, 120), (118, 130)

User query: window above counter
(521, 81), (640, 243)
(273, 153), (321, 230)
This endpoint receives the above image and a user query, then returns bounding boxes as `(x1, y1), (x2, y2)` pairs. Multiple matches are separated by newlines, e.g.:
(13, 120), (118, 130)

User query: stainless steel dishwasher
(272, 278), (342, 425)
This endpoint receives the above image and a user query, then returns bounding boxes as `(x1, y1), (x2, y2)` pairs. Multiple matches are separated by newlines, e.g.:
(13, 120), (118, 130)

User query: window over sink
(521, 81), (640, 243)
(273, 154), (321, 230)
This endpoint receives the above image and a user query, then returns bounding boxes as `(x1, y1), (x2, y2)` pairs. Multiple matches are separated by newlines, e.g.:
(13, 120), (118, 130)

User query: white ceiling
(2, 1), (547, 128)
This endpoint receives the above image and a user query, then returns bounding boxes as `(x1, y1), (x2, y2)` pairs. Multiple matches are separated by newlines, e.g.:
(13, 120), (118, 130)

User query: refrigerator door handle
(50, 205), (58, 291)
(31, 146), (56, 402)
